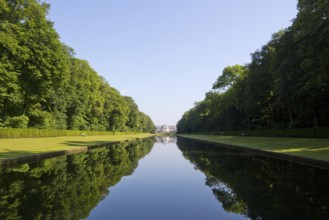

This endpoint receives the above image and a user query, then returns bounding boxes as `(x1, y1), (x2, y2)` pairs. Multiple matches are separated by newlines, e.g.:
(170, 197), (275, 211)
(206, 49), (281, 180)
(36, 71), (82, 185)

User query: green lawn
(178, 134), (329, 162)
(0, 133), (155, 160)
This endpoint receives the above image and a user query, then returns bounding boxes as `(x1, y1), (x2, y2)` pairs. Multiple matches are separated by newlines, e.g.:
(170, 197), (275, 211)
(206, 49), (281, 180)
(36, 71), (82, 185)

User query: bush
(7, 115), (29, 128)
(28, 109), (53, 129)
(69, 115), (89, 130)
(52, 111), (68, 130)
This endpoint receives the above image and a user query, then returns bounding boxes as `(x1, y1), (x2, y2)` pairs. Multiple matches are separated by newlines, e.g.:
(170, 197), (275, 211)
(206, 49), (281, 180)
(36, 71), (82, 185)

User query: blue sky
(44, 0), (298, 126)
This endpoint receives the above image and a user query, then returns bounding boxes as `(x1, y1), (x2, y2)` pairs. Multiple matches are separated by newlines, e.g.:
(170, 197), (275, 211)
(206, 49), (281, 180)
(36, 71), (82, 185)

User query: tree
(177, 0), (329, 132)
(0, 0), (154, 131)
(124, 96), (141, 131)
(291, 0), (329, 128)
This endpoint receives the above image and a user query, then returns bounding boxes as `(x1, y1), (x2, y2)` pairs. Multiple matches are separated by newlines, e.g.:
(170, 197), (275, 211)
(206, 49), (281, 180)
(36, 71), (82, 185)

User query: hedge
(197, 127), (329, 139)
(0, 128), (140, 139)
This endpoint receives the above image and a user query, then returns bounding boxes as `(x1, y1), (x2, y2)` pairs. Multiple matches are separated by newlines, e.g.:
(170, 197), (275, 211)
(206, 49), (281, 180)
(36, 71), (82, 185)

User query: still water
(0, 137), (329, 219)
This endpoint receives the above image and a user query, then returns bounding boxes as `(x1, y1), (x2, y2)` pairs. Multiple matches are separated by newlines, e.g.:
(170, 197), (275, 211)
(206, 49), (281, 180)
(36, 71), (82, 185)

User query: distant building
(155, 124), (177, 133)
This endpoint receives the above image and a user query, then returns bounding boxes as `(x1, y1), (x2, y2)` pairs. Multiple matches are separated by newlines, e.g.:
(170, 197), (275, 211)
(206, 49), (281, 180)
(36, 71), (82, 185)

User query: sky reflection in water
(88, 138), (245, 220)
(1, 137), (328, 220)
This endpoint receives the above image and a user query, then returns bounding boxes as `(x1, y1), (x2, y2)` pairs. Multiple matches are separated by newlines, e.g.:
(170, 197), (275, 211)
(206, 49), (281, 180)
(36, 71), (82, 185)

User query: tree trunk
(288, 105), (293, 128)
(244, 108), (251, 128)
(313, 110), (318, 129)
(22, 95), (29, 116)
(2, 98), (8, 120)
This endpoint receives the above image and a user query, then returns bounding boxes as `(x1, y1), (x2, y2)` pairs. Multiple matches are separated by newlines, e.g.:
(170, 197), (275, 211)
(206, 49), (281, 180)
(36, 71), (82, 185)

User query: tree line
(177, 0), (329, 133)
(0, 0), (154, 132)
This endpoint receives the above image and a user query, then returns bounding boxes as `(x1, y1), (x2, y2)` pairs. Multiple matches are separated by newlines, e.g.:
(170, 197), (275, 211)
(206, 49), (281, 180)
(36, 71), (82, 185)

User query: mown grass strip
(177, 134), (329, 162)
(0, 133), (155, 160)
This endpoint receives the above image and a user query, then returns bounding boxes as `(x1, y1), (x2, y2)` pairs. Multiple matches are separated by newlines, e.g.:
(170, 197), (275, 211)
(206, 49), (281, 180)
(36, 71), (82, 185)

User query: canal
(0, 137), (328, 219)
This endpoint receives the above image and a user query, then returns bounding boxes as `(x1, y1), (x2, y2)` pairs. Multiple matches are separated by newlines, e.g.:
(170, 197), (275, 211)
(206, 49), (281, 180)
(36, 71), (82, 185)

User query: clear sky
(44, 0), (298, 126)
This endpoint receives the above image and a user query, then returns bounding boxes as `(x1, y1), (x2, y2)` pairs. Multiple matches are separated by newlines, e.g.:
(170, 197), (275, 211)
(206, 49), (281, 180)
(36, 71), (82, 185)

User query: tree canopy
(177, 0), (329, 133)
(0, 0), (154, 132)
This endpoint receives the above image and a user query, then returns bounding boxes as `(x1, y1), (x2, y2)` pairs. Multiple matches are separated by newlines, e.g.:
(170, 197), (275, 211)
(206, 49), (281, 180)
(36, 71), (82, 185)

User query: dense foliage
(177, 0), (329, 133)
(0, 138), (154, 219)
(0, 0), (154, 132)
(177, 138), (329, 219)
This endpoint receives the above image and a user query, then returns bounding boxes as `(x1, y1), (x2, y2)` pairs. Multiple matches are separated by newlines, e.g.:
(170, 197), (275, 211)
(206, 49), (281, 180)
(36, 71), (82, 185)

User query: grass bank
(0, 133), (155, 160)
(177, 134), (329, 163)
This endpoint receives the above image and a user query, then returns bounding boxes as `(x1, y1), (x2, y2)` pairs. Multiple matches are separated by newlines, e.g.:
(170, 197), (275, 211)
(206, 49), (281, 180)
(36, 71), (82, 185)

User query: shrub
(28, 109), (53, 129)
(7, 115), (29, 128)
(69, 115), (89, 130)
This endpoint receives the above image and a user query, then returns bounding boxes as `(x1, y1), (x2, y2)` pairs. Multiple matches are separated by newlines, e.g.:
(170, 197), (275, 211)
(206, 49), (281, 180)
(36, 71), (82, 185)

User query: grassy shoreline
(0, 133), (155, 160)
(177, 134), (329, 163)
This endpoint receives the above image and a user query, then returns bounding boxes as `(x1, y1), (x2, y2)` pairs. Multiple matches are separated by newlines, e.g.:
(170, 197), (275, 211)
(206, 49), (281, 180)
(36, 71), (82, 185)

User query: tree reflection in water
(0, 138), (154, 220)
(177, 138), (329, 220)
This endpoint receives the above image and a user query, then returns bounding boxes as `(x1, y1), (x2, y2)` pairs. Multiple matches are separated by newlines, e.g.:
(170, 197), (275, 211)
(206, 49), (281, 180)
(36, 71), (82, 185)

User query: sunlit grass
(177, 134), (329, 161)
(0, 133), (155, 160)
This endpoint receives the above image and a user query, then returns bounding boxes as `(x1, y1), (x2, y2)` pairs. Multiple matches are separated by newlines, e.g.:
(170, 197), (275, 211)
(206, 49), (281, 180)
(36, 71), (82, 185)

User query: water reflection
(2, 137), (329, 219)
(0, 138), (154, 220)
(155, 136), (177, 145)
(177, 138), (329, 220)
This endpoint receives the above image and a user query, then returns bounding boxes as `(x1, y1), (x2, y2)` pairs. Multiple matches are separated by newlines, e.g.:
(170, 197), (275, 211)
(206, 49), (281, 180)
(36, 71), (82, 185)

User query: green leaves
(213, 65), (247, 91)
(178, 0), (329, 133)
(0, 0), (154, 131)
